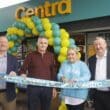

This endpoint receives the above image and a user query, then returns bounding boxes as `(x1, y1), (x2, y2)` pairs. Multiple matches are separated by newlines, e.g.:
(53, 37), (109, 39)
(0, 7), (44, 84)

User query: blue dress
(57, 60), (91, 100)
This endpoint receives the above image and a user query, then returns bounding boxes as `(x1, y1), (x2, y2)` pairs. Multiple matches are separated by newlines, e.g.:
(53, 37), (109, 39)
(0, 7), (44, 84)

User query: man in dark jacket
(0, 35), (18, 110)
(88, 36), (110, 110)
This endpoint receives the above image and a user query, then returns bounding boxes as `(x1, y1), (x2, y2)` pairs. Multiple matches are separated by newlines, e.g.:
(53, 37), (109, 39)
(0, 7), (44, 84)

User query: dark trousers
(27, 86), (52, 110)
(66, 102), (85, 110)
(94, 90), (110, 110)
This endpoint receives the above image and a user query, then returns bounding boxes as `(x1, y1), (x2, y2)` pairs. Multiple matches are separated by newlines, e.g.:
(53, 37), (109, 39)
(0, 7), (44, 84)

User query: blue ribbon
(1, 75), (110, 89)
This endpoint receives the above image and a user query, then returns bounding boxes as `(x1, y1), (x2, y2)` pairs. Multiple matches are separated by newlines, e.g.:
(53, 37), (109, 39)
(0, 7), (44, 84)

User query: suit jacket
(88, 50), (110, 99)
(6, 53), (18, 101)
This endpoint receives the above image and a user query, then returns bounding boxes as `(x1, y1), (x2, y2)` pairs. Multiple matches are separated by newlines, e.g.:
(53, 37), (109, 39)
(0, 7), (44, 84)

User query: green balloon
(11, 35), (18, 41)
(36, 24), (44, 32)
(53, 30), (60, 37)
(10, 47), (17, 52)
(54, 46), (61, 54)
(25, 28), (32, 34)
(54, 37), (61, 45)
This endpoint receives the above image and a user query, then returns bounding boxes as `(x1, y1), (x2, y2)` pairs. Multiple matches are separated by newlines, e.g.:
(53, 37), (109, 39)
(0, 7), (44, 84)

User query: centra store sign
(15, 0), (71, 19)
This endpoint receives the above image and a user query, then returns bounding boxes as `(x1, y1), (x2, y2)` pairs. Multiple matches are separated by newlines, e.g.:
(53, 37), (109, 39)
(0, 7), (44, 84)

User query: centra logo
(15, 0), (72, 19)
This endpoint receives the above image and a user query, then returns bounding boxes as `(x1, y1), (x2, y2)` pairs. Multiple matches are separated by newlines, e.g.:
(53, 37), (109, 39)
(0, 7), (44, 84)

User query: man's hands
(52, 88), (57, 99)
(21, 74), (27, 77)
(9, 71), (16, 76)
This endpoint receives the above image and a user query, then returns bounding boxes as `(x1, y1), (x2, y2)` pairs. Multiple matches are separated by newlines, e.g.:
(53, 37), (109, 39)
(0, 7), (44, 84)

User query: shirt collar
(0, 52), (7, 58)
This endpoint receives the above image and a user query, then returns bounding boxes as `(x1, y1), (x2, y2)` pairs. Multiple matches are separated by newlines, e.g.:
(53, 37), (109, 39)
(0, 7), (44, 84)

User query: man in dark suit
(88, 36), (110, 110)
(0, 35), (18, 110)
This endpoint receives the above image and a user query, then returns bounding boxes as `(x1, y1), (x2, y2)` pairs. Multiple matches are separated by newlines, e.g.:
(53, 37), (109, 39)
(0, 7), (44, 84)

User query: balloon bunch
(7, 16), (80, 62)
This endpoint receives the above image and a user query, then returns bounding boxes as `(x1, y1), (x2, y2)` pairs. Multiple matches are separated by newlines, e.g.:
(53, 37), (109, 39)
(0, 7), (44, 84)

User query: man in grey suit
(88, 37), (110, 110)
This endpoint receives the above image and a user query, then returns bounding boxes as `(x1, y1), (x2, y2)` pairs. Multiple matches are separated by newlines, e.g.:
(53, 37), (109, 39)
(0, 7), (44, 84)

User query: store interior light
(0, 0), (30, 9)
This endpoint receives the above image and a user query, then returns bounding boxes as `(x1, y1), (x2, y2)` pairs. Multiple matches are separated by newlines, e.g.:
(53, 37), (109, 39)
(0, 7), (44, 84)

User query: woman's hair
(67, 47), (80, 54)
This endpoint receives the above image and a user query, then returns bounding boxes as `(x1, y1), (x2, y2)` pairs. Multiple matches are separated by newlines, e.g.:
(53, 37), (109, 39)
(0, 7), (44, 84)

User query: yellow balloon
(41, 18), (49, 24)
(16, 88), (19, 94)
(61, 39), (70, 47)
(17, 29), (24, 37)
(61, 31), (69, 39)
(12, 52), (17, 56)
(78, 52), (81, 59)
(32, 28), (39, 36)
(58, 54), (66, 63)
(43, 23), (52, 30)
(27, 22), (34, 29)
(45, 30), (53, 38)
(48, 37), (54, 46)
(60, 47), (68, 56)
(60, 29), (66, 34)
(8, 41), (14, 48)
(58, 101), (67, 110)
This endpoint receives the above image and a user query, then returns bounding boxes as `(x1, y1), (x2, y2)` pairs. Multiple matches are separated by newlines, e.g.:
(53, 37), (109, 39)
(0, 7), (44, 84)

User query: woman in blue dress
(57, 47), (91, 110)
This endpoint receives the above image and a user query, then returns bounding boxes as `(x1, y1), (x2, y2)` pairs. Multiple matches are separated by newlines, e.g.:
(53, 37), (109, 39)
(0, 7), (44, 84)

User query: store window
(72, 34), (86, 61)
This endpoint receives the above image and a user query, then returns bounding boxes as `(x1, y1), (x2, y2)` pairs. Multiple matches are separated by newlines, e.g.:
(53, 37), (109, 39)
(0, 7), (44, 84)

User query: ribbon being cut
(1, 74), (110, 89)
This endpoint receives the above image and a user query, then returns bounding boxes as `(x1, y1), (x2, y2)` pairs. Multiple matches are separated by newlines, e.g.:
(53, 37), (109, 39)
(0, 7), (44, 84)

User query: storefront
(1, 0), (110, 61)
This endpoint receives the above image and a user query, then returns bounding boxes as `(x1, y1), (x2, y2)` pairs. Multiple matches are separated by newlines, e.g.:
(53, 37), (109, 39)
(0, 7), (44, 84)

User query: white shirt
(95, 50), (109, 91)
(0, 53), (7, 89)
(64, 96), (85, 105)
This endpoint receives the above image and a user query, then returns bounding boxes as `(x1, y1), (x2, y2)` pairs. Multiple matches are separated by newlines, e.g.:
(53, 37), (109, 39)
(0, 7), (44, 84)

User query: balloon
(69, 44), (77, 48)
(69, 38), (75, 46)
(10, 46), (17, 52)
(39, 31), (45, 36)
(58, 54), (66, 63)
(54, 37), (61, 45)
(12, 52), (17, 56)
(15, 42), (20, 47)
(48, 37), (54, 46)
(7, 35), (18, 41)
(41, 18), (49, 24)
(61, 32), (69, 39)
(60, 47), (68, 56)
(60, 29), (66, 34)
(8, 50), (12, 54)
(27, 22), (34, 29)
(43, 23), (51, 30)
(25, 28), (32, 34)
(61, 39), (70, 47)
(52, 23), (60, 30)
(54, 46), (61, 54)
(45, 30), (53, 38)
(17, 29), (24, 37)
(13, 21), (26, 30)
(53, 30), (60, 37)
(11, 35), (18, 41)
(8, 41), (14, 48)
(58, 101), (67, 110)
(78, 52), (81, 59)
(32, 28), (39, 36)
(16, 88), (19, 94)
(36, 24), (44, 32)
(31, 16), (41, 25)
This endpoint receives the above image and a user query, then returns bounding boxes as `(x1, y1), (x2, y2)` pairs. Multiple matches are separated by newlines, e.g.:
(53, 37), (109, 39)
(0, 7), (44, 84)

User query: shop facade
(1, 0), (110, 61)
